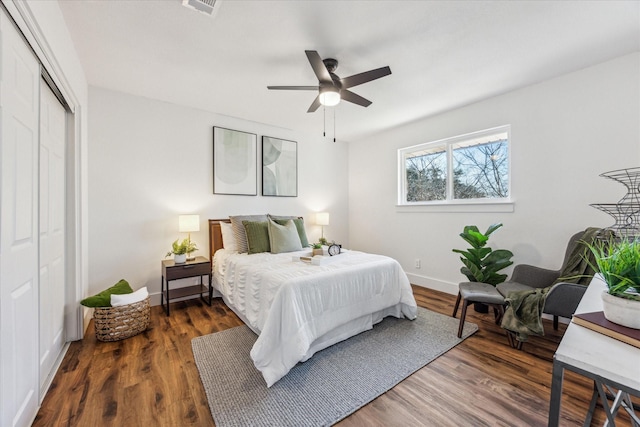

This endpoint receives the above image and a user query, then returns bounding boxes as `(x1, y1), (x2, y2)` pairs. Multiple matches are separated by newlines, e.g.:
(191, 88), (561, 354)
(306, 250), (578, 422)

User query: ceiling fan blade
(307, 95), (322, 113)
(305, 50), (333, 84)
(340, 66), (391, 89)
(267, 86), (319, 90)
(340, 89), (372, 107)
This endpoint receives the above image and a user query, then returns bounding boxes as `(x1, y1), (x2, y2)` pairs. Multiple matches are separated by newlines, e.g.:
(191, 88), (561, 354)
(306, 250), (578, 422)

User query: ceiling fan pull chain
(323, 105), (326, 138)
(333, 108), (336, 143)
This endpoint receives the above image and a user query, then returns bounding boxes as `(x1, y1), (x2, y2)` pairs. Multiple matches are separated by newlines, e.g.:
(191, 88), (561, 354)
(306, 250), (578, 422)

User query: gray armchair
(496, 231), (590, 330)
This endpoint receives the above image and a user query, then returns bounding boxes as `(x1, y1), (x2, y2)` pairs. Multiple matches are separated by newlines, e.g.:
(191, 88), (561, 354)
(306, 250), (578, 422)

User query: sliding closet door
(39, 80), (66, 394)
(0, 10), (42, 427)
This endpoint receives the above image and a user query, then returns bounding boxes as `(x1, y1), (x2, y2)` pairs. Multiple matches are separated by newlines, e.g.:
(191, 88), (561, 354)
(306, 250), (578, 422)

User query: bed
(208, 219), (418, 387)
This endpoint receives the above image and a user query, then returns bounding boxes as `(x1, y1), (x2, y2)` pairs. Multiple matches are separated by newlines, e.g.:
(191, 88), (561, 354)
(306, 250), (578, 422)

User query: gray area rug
(191, 306), (477, 427)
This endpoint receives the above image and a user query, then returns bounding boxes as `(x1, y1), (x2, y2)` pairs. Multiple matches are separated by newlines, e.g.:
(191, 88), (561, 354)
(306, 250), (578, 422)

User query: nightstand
(161, 256), (212, 316)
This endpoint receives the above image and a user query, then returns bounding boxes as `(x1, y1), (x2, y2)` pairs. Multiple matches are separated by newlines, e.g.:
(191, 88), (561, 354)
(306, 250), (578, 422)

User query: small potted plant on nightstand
(166, 238), (198, 264)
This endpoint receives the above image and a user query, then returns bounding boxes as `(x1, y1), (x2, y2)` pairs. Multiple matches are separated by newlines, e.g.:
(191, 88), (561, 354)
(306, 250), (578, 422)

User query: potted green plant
(311, 243), (323, 256)
(585, 236), (640, 329)
(166, 238), (198, 264)
(453, 223), (514, 311)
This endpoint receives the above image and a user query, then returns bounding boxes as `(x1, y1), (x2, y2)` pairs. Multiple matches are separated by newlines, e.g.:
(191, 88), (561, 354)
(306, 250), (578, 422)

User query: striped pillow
(229, 215), (268, 253)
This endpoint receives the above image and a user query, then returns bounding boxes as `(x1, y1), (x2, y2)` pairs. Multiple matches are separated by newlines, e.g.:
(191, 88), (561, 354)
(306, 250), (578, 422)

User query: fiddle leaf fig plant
(452, 223), (514, 286)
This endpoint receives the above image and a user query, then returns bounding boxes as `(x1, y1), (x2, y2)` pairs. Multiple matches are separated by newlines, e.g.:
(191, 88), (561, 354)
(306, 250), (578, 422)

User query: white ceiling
(58, 0), (640, 142)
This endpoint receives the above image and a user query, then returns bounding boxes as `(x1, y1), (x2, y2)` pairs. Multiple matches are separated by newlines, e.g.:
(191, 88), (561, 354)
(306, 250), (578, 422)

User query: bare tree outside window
(405, 149), (446, 201)
(399, 126), (510, 204)
(453, 139), (509, 199)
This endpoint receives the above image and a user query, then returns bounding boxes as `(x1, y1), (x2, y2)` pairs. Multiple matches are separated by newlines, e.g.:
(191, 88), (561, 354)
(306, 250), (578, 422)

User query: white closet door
(39, 81), (66, 394)
(0, 10), (42, 427)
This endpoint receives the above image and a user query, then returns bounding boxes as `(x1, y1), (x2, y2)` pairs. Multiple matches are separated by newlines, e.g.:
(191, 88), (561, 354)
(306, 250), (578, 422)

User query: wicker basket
(93, 296), (150, 342)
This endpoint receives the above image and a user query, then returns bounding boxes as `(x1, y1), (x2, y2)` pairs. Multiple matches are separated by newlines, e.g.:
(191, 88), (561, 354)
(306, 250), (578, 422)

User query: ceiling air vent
(182, 0), (217, 16)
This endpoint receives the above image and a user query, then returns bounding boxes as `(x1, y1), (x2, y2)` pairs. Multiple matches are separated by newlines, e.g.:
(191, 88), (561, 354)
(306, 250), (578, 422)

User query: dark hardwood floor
(34, 286), (636, 426)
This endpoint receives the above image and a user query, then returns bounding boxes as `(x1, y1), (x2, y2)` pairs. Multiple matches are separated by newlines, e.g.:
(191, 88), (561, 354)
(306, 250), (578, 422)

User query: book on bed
(572, 311), (640, 349)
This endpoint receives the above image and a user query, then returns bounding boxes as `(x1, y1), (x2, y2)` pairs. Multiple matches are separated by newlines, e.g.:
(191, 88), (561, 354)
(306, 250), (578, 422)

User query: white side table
(548, 275), (640, 426)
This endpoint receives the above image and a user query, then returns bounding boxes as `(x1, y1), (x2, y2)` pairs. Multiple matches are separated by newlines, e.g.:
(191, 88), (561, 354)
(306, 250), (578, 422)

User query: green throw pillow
(268, 219), (303, 254)
(243, 220), (271, 254)
(80, 279), (133, 307)
(273, 217), (309, 247)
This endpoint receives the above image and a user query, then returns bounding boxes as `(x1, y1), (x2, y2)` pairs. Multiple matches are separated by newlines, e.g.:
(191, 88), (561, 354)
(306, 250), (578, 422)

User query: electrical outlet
(415, 259), (421, 269)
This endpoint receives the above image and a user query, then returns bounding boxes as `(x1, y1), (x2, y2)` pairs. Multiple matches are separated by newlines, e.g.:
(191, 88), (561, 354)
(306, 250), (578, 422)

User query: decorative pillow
(269, 215), (309, 247)
(80, 279), (133, 308)
(219, 221), (238, 252)
(111, 287), (148, 307)
(268, 218), (303, 254)
(229, 214), (268, 253)
(243, 220), (270, 254)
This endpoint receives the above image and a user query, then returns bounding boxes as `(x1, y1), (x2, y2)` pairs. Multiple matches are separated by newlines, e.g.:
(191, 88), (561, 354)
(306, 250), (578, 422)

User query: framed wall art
(213, 127), (257, 195)
(262, 136), (297, 197)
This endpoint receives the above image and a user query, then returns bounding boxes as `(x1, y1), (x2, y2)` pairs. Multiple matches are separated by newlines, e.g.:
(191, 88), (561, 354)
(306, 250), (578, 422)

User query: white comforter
(212, 249), (417, 387)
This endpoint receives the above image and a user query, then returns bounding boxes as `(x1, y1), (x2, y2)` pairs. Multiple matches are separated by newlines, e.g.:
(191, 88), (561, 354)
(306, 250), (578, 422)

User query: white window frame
(397, 125), (513, 211)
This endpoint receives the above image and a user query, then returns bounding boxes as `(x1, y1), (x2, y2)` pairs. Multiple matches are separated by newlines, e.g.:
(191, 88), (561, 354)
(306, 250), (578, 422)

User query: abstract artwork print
(213, 127), (257, 195)
(262, 136), (297, 197)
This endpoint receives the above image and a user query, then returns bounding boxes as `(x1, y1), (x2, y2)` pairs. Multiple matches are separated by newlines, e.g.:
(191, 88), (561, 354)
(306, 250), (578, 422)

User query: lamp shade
(316, 212), (330, 226)
(178, 215), (200, 233)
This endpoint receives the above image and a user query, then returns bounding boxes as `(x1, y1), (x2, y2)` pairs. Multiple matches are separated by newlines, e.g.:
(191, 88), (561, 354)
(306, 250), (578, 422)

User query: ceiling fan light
(319, 88), (341, 107)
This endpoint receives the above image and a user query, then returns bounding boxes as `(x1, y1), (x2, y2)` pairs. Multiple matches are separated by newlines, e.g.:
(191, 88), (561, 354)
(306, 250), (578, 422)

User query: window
(398, 126), (510, 205)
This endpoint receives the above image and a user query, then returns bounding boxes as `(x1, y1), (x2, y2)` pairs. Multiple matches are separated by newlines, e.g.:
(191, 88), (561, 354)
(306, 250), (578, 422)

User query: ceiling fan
(267, 50), (391, 113)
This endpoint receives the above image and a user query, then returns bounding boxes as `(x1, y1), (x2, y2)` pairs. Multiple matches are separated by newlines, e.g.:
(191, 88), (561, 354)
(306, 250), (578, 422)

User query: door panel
(0, 11), (41, 427)
(39, 81), (66, 393)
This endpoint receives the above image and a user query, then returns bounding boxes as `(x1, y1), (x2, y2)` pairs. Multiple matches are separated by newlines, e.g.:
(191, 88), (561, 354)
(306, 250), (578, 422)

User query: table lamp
(179, 214), (200, 260)
(316, 212), (329, 242)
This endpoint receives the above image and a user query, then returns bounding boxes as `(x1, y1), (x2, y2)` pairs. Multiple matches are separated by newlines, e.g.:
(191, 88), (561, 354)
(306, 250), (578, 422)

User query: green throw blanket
(501, 227), (609, 342)
(501, 287), (550, 341)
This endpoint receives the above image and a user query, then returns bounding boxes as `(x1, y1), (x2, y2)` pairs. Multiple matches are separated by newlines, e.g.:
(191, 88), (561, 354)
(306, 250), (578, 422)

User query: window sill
(396, 201), (515, 213)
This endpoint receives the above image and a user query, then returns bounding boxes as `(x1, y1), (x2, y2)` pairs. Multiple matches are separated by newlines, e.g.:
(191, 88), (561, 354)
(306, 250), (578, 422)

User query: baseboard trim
(83, 307), (92, 334)
(406, 273), (458, 295)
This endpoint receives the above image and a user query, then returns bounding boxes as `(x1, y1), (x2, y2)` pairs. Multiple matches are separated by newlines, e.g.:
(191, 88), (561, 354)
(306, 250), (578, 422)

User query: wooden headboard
(209, 219), (231, 260)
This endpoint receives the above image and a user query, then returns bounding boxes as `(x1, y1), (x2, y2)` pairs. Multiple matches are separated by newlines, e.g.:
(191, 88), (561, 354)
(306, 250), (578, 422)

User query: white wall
(88, 87), (349, 304)
(349, 53), (640, 294)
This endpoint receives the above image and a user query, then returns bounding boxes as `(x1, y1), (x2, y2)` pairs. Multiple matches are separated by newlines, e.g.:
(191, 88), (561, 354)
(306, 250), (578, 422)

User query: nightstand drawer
(165, 261), (211, 281)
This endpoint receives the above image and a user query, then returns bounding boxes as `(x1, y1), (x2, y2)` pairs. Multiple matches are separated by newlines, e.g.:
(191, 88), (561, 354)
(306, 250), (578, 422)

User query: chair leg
(457, 300), (469, 338)
(553, 315), (559, 330)
(506, 330), (524, 350)
(506, 330), (514, 347)
(452, 292), (461, 318)
(494, 304), (505, 325)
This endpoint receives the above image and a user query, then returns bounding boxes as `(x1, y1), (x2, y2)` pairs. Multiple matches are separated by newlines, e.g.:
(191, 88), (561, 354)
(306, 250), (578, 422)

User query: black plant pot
(473, 302), (489, 313)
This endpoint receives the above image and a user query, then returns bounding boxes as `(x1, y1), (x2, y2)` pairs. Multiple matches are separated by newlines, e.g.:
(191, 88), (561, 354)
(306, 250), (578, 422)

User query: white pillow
(220, 221), (239, 252)
(111, 287), (148, 307)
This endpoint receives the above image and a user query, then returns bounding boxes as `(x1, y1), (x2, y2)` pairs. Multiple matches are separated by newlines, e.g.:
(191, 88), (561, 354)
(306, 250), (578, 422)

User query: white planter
(174, 253), (187, 264)
(602, 290), (640, 329)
